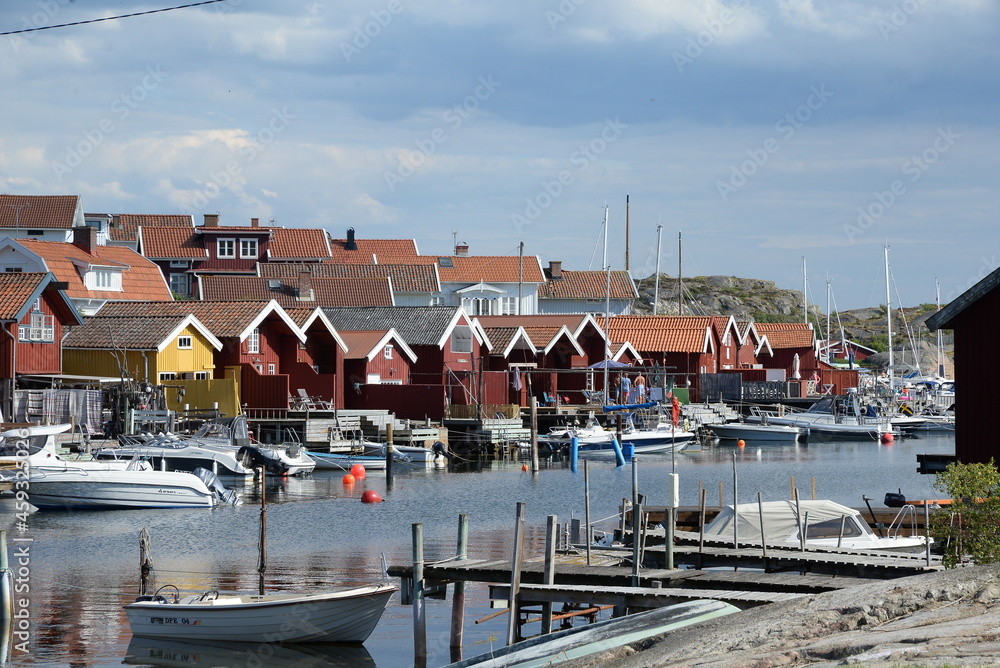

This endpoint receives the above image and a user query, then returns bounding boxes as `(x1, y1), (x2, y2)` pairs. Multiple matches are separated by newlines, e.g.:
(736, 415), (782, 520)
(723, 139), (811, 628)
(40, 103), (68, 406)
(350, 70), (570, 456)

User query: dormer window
(83, 267), (122, 291)
(384, 344), (394, 360)
(177, 336), (192, 349)
(218, 239), (235, 258)
(240, 239), (258, 259)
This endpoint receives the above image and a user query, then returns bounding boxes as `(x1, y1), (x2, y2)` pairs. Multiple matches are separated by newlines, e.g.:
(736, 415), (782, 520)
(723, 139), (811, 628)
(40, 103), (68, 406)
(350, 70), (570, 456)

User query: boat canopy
(704, 500), (870, 542)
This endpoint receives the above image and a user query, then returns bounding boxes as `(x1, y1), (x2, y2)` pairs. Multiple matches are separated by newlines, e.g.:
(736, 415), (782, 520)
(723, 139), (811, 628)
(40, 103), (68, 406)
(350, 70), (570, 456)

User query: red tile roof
(16, 239), (172, 302)
(108, 214), (194, 243)
(0, 273), (49, 319)
(329, 238), (418, 263)
(608, 315), (713, 353)
(97, 300), (291, 338)
(258, 261), (439, 293)
(140, 227), (207, 259)
(378, 255), (546, 284)
(753, 322), (815, 348)
(339, 330), (392, 360)
(199, 276), (394, 308)
(267, 228), (331, 260)
(539, 270), (637, 300)
(0, 195), (79, 229)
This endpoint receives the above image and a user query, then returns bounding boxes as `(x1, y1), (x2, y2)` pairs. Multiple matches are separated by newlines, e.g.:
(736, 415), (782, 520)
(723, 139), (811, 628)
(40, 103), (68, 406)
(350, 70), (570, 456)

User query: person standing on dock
(634, 372), (646, 402)
(619, 374), (632, 405)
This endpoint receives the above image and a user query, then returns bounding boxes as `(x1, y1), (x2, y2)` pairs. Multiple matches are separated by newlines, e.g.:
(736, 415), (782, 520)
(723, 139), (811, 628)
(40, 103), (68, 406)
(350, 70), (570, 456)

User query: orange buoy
(350, 464), (367, 480)
(361, 490), (382, 504)
(737, 439), (746, 448)
(342, 473), (356, 485)
(521, 464), (529, 472)
(881, 432), (895, 444)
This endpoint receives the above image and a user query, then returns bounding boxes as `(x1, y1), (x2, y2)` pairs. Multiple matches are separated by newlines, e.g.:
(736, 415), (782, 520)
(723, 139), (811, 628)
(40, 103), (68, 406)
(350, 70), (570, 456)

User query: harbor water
(0, 433), (954, 667)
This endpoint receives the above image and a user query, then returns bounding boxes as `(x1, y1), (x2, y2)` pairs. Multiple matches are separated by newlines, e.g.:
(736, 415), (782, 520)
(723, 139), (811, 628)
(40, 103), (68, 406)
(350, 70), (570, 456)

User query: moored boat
(704, 421), (806, 442)
(306, 450), (388, 471)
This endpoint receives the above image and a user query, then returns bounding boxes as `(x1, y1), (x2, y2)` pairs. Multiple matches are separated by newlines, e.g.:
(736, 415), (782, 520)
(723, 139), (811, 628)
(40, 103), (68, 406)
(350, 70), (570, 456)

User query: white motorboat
(746, 394), (895, 440)
(94, 435), (255, 479)
(125, 582), (397, 643)
(703, 499), (929, 551)
(364, 441), (450, 468)
(704, 421), (806, 442)
(306, 450), (388, 471)
(21, 462), (238, 510)
(0, 423), (77, 468)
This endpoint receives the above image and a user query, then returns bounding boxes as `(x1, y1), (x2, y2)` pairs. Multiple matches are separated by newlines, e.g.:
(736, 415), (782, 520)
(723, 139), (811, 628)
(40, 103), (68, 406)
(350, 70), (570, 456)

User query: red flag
(671, 396), (681, 427)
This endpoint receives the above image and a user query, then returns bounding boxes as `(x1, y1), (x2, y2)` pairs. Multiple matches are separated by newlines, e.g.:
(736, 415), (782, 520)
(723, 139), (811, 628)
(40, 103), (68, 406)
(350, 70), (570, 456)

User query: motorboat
(703, 499), (929, 551)
(19, 462), (239, 510)
(125, 581), (397, 643)
(364, 441), (450, 468)
(94, 434), (255, 479)
(745, 393), (896, 440)
(0, 423), (78, 468)
(703, 421), (806, 442)
(619, 416), (697, 452)
(306, 450), (388, 471)
(537, 413), (615, 452)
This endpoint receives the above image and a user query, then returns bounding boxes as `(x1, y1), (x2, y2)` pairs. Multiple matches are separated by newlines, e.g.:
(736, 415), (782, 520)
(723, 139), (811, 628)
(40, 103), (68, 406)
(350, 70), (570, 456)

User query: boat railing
(886, 504), (921, 539)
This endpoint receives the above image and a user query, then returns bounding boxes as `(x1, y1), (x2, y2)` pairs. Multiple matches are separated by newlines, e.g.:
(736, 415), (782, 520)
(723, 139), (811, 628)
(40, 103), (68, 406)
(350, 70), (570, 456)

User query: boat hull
(706, 422), (805, 442)
(125, 584), (397, 643)
(306, 451), (388, 471)
(26, 469), (216, 510)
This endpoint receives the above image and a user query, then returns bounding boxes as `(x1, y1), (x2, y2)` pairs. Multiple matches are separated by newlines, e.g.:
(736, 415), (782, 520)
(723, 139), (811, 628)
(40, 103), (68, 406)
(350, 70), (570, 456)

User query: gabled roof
(927, 266), (1000, 331)
(282, 307), (348, 353)
(752, 322), (815, 348)
(0, 272), (83, 325)
(339, 329), (417, 363)
(709, 315), (740, 343)
(7, 238), (172, 302)
(139, 226), (208, 259)
(320, 306), (483, 348)
(377, 255), (547, 284)
(539, 270), (638, 300)
(476, 314), (607, 341)
(515, 325), (586, 356)
(329, 237), (419, 263)
(481, 326), (536, 357)
(96, 299), (304, 342)
(0, 195), (81, 229)
(608, 315), (714, 354)
(266, 228), (332, 260)
(108, 214), (194, 243)
(63, 314), (222, 352)
(258, 262), (439, 293)
(199, 276), (394, 308)
(610, 341), (642, 362)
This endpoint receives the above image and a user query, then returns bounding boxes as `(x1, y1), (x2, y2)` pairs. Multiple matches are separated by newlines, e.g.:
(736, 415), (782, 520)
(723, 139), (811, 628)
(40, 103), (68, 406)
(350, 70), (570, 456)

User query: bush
(929, 459), (1000, 568)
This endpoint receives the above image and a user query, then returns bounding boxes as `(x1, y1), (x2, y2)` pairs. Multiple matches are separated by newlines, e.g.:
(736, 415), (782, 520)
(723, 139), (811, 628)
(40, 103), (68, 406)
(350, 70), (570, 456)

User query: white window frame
(177, 336), (192, 349)
(451, 326), (472, 353)
(217, 238), (236, 258)
(169, 272), (190, 295)
(18, 312), (54, 342)
(247, 328), (260, 354)
(239, 238), (258, 259)
(500, 297), (518, 315)
(194, 371), (210, 380)
(94, 270), (113, 289)
(159, 372), (177, 381)
(267, 363), (276, 375)
(384, 344), (394, 360)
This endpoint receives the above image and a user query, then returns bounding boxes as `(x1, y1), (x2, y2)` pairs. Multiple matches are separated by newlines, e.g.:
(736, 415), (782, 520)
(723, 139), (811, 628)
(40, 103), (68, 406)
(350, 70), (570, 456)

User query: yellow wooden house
(62, 313), (240, 415)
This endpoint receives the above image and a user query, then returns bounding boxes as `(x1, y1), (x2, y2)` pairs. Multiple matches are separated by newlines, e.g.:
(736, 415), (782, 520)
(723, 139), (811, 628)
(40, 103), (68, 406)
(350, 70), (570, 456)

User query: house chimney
(454, 241), (469, 256)
(345, 227), (358, 251)
(251, 217), (259, 228)
(203, 213), (219, 227)
(298, 271), (314, 302)
(72, 225), (98, 255)
(549, 260), (563, 280)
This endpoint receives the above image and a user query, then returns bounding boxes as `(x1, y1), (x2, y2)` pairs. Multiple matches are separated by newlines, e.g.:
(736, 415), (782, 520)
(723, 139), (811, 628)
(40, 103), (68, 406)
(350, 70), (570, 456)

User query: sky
(0, 0), (997, 311)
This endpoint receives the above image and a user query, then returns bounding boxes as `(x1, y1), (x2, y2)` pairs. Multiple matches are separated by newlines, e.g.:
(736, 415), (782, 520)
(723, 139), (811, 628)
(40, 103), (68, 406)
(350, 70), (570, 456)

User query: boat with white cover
(125, 582), (397, 643)
(703, 499), (929, 551)
(703, 421), (806, 442)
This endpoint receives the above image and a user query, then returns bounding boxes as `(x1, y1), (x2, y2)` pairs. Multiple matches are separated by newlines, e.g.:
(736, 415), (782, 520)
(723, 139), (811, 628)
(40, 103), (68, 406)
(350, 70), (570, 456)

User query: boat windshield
(0, 435), (48, 458)
(801, 516), (865, 540)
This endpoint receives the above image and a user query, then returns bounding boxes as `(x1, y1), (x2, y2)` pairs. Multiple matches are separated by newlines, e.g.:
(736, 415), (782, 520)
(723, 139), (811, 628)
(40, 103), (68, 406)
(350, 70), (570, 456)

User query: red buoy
(881, 432), (895, 444)
(737, 439), (746, 448)
(342, 473), (356, 485)
(521, 464), (529, 472)
(350, 464), (367, 480)
(361, 490), (382, 504)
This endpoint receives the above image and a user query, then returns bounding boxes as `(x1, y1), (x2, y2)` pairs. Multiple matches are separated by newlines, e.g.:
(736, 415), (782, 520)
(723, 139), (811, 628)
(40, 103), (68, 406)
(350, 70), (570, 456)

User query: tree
(929, 459), (1000, 568)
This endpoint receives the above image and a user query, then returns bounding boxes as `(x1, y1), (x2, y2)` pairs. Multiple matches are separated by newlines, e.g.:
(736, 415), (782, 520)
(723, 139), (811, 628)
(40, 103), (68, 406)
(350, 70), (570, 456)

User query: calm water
(0, 433), (954, 667)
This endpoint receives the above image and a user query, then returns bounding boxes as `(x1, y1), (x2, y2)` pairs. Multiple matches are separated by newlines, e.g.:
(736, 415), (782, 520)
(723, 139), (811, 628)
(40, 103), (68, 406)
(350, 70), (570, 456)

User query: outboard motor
(192, 467), (242, 505)
(237, 445), (289, 476)
(431, 441), (452, 460)
(884, 490), (907, 508)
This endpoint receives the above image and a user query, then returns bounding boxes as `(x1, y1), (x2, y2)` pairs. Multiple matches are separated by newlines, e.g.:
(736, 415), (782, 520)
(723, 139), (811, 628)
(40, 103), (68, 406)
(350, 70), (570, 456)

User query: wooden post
(757, 493), (767, 558)
(584, 459), (592, 566)
(718, 481), (724, 511)
(698, 487), (707, 570)
(506, 502), (527, 646)
(258, 467), (266, 595)
(529, 397), (539, 474)
(413, 523), (427, 667)
(139, 528), (153, 596)
(631, 503), (642, 588)
(449, 514), (469, 662)
(924, 502), (931, 566)
(811, 476), (816, 500)
(386, 422), (395, 490)
(541, 514), (557, 634)
(732, 453), (738, 550)
(790, 476), (796, 500)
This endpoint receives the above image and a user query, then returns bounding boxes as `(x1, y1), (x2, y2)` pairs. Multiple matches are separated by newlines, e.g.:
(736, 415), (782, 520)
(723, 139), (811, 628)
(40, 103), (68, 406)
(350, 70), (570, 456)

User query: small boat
(124, 582), (397, 643)
(703, 499), (929, 551)
(21, 463), (239, 510)
(704, 421), (806, 442)
(95, 435), (255, 479)
(306, 450), (388, 471)
(445, 599), (740, 668)
(364, 441), (450, 468)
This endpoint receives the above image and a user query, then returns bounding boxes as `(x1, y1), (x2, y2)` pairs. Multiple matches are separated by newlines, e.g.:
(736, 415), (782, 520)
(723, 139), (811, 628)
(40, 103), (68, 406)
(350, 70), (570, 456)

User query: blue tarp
(602, 401), (657, 412)
(587, 359), (631, 369)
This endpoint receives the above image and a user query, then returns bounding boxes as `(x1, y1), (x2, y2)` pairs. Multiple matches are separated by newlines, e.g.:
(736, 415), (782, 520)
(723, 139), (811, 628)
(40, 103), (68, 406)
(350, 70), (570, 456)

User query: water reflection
(125, 637), (374, 667)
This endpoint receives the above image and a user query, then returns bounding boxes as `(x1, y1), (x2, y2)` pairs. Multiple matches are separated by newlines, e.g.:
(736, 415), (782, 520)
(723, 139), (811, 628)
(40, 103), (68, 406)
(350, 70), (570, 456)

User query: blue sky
(0, 0), (997, 310)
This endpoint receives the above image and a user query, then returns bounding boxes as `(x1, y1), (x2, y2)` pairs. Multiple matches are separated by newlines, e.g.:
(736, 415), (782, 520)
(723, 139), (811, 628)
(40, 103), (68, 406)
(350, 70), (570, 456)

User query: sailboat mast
(935, 277), (944, 376)
(677, 232), (683, 316)
(604, 265), (611, 400)
(802, 257), (808, 325)
(602, 205), (609, 271)
(625, 195), (630, 272)
(826, 275), (831, 363)
(884, 245), (894, 390)
(653, 223), (663, 315)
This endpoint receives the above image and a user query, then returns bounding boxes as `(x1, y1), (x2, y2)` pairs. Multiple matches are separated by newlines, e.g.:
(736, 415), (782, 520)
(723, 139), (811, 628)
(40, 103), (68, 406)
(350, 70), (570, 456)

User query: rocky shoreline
(570, 564), (1000, 667)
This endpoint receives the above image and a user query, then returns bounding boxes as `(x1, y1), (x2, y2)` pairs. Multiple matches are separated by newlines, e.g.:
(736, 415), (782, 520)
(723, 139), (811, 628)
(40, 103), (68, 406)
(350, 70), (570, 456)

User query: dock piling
(139, 527), (153, 596)
(542, 514), (557, 634)
(584, 460), (592, 566)
(449, 514), (469, 662)
(386, 422), (394, 490)
(506, 502), (527, 645)
(412, 523), (426, 667)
